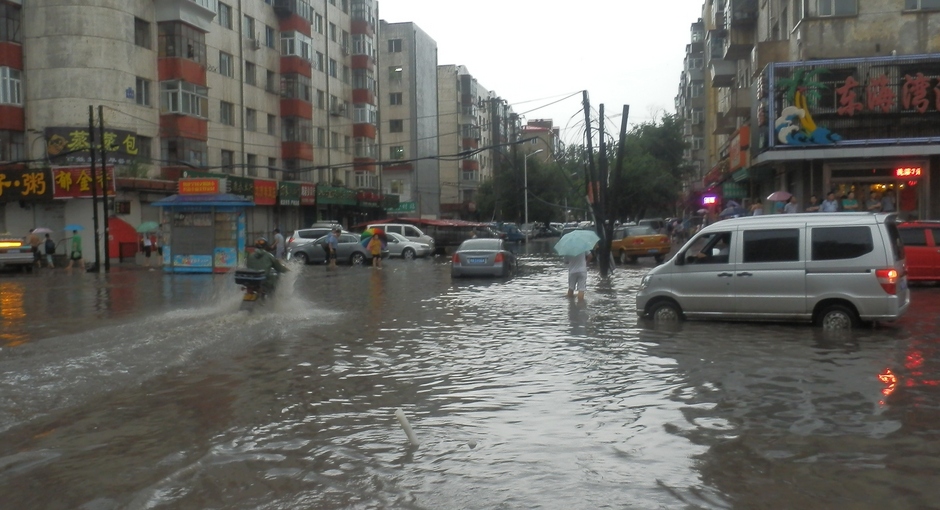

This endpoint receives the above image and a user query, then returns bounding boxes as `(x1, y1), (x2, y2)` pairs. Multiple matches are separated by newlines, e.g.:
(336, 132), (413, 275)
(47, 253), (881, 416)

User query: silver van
(636, 213), (909, 329)
(367, 223), (435, 252)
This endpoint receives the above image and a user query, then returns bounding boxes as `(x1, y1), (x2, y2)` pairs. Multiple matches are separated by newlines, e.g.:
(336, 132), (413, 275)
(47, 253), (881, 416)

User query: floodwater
(1, 244), (940, 509)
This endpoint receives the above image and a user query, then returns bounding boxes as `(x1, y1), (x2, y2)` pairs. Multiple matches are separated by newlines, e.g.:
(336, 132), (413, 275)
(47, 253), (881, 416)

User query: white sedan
(385, 232), (432, 260)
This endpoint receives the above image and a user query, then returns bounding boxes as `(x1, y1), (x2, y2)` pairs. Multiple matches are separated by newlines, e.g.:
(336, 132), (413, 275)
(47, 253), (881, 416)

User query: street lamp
(524, 148), (544, 244)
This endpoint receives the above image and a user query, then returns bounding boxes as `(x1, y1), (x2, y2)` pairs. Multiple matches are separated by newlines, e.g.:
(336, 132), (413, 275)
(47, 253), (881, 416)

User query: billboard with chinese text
(0, 168), (54, 202)
(52, 166), (116, 199)
(758, 54), (940, 152)
(45, 127), (141, 166)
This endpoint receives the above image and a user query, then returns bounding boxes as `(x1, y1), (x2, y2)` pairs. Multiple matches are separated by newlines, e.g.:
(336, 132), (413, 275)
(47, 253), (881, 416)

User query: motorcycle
(235, 268), (272, 312)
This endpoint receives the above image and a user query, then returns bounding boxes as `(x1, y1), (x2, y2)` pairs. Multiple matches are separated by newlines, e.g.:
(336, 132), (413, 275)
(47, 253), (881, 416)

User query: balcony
(726, 0), (757, 28)
(710, 0), (727, 32)
(710, 60), (736, 88)
(751, 40), (789, 75)
(723, 25), (754, 60)
(718, 87), (752, 119)
(713, 111), (736, 135)
(154, 0), (215, 32)
(274, 0), (309, 19)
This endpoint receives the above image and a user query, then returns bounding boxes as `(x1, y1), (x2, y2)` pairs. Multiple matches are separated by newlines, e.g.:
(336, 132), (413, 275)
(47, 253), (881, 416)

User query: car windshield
(460, 239), (500, 251)
(626, 226), (656, 236)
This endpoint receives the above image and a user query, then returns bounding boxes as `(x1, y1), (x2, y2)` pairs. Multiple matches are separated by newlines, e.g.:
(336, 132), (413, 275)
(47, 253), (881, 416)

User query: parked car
(286, 225), (341, 252)
(898, 220), (940, 281)
(611, 225), (671, 264)
(637, 218), (666, 234)
(385, 232), (432, 260)
(366, 223), (435, 253)
(636, 213), (909, 329)
(287, 232), (387, 265)
(451, 238), (517, 278)
(0, 233), (34, 272)
(493, 223), (525, 242)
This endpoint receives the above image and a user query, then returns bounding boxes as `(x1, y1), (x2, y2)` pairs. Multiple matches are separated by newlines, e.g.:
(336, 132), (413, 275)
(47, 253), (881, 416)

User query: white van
(367, 223), (435, 252)
(635, 213), (909, 329)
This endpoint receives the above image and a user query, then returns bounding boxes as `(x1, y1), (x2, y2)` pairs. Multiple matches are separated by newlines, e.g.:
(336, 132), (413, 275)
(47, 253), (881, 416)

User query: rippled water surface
(1, 248), (940, 509)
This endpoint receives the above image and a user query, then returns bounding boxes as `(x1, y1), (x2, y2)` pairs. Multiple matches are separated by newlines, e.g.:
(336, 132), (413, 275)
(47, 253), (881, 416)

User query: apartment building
(0, 0), (379, 248)
(682, 0), (940, 220)
(377, 21), (440, 218)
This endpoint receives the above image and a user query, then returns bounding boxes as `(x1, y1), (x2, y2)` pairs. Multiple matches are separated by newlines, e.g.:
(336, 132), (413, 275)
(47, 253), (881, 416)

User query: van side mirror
(675, 252), (685, 266)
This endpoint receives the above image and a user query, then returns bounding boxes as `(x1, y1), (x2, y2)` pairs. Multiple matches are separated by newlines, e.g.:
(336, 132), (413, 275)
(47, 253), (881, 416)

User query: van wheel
(649, 300), (682, 322)
(816, 304), (859, 330)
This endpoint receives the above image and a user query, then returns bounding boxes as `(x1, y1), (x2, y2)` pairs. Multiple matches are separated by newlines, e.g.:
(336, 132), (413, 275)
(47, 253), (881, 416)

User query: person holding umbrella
(554, 229), (599, 302)
(66, 229), (84, 270)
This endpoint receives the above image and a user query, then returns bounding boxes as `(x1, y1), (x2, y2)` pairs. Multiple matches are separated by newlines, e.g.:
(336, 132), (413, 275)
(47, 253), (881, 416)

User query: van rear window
(811, 227), (873, 261)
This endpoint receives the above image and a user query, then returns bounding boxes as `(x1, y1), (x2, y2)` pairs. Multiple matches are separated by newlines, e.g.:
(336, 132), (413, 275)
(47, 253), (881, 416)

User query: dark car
(898, 220), (940, 282)
(287, 232), (387, 265)
(451, 238), (517, 278)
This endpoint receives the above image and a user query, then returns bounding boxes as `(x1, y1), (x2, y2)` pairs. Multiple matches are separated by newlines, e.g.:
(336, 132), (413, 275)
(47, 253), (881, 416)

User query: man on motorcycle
(246, 237), (289, 294)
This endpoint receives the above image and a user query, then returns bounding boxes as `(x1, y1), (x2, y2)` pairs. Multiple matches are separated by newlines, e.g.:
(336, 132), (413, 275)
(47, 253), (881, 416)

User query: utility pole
(596, 103), (611, 277)
(98, 105), (111, 272)
(581, 92), (597, 223)
(87, 105), (101, 272)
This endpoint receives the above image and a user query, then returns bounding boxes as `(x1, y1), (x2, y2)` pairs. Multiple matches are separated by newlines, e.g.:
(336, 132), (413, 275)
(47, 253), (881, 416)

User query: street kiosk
(152, 178), (253, 273)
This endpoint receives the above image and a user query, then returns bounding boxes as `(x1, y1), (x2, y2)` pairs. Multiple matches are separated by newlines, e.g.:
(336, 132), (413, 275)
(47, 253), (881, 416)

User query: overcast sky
(378, 0), (705, 147)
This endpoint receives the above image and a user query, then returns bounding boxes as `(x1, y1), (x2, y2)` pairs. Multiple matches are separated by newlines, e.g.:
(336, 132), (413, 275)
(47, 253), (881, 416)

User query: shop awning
(151, 193), (255, 207)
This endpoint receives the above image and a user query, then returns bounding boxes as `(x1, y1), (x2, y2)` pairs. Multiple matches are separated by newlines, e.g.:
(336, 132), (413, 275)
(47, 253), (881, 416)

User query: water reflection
(0, 280), (27, 347)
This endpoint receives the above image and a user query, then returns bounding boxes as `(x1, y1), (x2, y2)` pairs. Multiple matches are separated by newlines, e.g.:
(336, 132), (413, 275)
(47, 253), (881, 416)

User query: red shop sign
(253, 179), (277, 205)
(52, 166), (116, 199)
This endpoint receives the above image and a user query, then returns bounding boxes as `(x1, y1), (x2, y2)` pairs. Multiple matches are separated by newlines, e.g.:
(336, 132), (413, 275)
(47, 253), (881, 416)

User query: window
(243, 15), (255, 39)
(260, 71), (274, 94)
(134, 17), (151, 48)
(812, 227), (873, 260)
(267, 157), (277, 179)
(221, 149), (234, 173)
(331, 131), (339, 149)
(341, 30), (349, 52)
(353, 34), (374, 58)
(691, 137), (703, 150)
(389, 179), (405, 194)
(158, 21), (207, 65)
(818, 0), (857, 16)
(281, 73), (312, 101)
(247, 153), (258, 177)
(691, 81), (704, 97)
(389, 92), (403, 105)
(742, 229), (800, 263)
(329, 22), (337, 42)
(219, 52), (234, 77)
(220, 101), (235, 126)
(316, 127), (326, 147)
(342, 65), (350, 84)
(314, 13), (323, 34)
(905, 0), (940, 8)
(388, 39), (402, 52)
(161, 81), (209, 117)
(281, 31), (313, 60)
(692, 107), (704, 124)
(344, 135), (351, 154)
(1, 3), (22, 44)
(328, 58), (337, 78)
(162, 138), (206, 165)
(245, 108), (257, 131)
(355, 104), (377, 124)
(265, 25), (276, 48)
(899, 227), (927, 247)
(355, 137), (375, 158)
(0, 130), (24, 163)
(282, 117), (312, 143)
(245, 62), (256, 85)
(135, 77), (151, 106)
(353, 69), (375, 93)
(389, 119), (403, 132)
(314, 51), (324, 71)
(267, 114), (277, 135)
(316, 89), (325, 109)
(390, 146), (404, 159)
(218, 2), (232, 29)
(136, 135), (153, 161)
(1, 67), (22, 105)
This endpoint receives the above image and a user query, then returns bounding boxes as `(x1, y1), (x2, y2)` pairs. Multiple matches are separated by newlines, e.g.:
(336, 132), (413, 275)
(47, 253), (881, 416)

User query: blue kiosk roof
(152, 193), (255, 207)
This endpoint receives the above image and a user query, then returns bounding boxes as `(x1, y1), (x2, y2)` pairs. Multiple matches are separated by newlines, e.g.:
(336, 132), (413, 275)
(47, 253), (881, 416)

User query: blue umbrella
(64, 224), (85, 231)
(553, 229), (600, 257)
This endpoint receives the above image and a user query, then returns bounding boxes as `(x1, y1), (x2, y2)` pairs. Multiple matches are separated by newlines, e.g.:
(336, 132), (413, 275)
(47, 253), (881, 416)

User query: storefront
(152, 178), (252, 273)
(753, 53), (940, 219)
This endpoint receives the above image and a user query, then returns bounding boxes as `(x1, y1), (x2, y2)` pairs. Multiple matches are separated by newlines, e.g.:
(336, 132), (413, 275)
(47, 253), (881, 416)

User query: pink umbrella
(767, 191), (792, 202)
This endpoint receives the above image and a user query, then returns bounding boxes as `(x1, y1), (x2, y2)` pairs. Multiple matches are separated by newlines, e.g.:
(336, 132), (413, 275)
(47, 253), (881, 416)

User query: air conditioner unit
(251, 37), (261, 50)
(330, 104), (346, 116)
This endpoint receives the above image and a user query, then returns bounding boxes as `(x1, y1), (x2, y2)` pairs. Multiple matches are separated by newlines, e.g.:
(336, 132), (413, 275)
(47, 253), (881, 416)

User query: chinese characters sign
(765, 55), (940, 150)
(895, 166), (922, 178)
(254, 180), (277, 206)
(45, 127), (141, 166)
(0, 168), (54, 202)
(179, 178), (222, 195)
(52, 166), (116, 199)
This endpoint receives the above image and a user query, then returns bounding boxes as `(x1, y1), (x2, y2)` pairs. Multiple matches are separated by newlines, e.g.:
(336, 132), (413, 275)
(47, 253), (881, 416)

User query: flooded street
(2, 244), (940, 509)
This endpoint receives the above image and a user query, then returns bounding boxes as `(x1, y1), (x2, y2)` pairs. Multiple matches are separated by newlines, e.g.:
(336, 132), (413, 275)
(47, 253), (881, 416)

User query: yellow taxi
(611, 225), (671, 264)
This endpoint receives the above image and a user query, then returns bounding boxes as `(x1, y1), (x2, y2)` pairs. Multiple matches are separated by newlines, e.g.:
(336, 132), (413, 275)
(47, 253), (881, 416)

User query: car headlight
(640, 274), (651, 288)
